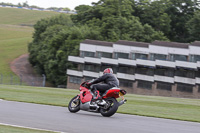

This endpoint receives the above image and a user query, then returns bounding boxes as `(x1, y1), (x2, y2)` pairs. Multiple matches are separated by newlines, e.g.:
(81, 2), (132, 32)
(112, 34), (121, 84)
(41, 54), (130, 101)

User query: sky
(0, 0), (99, 10)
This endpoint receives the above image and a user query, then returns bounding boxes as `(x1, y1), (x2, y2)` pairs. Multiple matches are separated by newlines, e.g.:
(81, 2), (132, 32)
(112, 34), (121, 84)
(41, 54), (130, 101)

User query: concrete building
(67, 39), (200, 98)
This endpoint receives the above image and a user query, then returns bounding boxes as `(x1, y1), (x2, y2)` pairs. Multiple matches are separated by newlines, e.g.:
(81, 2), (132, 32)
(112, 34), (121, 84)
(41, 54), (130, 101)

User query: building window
(169, 54), (188, 62)
(84, 64), (100, 72)
(69, 76), (82, 84)
(137, 80), (152, 90)
(177, 83), (193, 93)
(119, 79), (133, 88)
(136, 66), (154, 76)
(155, 68), (165, 75)
(150, 53), (167, 61)
(84, 76), (94, 81)
(155, 67), (174, 77)
(132, 53), (148, 60)
(84, 64), (94, 71)
(157, 82), (172, 91)
(190, 55), (200, 62)
(118, 66), (129, 74)
(118, 65), (135, 74)
(196, 71), (200, 78)
(97, 52), (112, 58)
(80, 51), (95, 57)
(114, 52), (129, 59)
(175, 68), (195, 78)
(70, 64), (79, 71)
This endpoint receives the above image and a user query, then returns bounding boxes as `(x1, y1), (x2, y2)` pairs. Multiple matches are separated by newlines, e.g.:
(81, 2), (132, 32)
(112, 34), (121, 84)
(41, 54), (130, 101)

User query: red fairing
(79, 86), (92, 103)
(103, 89), (120, 99)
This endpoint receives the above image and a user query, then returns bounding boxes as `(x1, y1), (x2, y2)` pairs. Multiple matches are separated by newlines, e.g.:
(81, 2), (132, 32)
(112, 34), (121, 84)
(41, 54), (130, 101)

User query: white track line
(0, 122), (66, 133)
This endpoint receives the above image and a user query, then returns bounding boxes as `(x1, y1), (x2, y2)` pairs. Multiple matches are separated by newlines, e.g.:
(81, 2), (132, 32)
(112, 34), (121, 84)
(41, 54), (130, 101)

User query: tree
(72, 0), (168, 42)
(63, 7), (70, 11)
(71, 5), (93, 24)
(133, 0), (200, 42)
(17, 3), (22, 7)
(29, 0), (169, 86)
(29, 14), (103, 85)
(22, 1), (29, 7)
(136, 0), (172, 35)
(186, 11), (200, 41)
(163, 0), (198, 42)
(29, 14), (73, 79)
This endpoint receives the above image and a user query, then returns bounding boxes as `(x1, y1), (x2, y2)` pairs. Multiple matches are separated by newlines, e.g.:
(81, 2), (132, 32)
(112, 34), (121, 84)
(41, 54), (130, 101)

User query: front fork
(73, 95), (80, 104)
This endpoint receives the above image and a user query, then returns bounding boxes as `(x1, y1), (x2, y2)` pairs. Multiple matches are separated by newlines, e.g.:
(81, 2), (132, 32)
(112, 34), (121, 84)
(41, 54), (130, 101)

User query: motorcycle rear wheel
(68, 95), (80, 113)
(100, 98), (118, 117)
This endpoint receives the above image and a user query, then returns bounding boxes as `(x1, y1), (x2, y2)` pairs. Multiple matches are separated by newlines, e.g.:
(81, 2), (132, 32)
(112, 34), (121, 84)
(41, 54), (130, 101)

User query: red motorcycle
(68, 81), (127, 117)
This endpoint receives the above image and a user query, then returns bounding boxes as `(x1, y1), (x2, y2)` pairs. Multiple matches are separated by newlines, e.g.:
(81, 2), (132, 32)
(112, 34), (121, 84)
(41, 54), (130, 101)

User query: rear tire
(100, 98), (118, 117)
(68, 96), (80, 113)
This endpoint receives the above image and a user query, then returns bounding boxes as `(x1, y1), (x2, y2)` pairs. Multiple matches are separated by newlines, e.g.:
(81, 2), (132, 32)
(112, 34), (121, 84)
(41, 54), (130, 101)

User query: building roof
(81, 39), (113, 47)
(191, 41), (200, 47)
(152, 41), (189, 49)
(115, 40), (149, 48)
(81, 39), (198, 49)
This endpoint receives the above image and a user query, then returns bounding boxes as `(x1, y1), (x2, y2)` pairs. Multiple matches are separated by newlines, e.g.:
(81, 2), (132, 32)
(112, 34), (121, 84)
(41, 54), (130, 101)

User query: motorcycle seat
(101, 87), (121, 97)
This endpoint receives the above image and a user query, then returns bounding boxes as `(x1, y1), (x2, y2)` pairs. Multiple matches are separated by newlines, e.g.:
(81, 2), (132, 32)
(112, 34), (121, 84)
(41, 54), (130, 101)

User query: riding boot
(90, 85), (101, 100)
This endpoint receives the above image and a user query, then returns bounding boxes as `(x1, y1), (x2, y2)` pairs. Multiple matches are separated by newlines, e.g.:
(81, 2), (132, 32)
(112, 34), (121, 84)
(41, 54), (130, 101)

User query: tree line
(28, 0), (200, 86)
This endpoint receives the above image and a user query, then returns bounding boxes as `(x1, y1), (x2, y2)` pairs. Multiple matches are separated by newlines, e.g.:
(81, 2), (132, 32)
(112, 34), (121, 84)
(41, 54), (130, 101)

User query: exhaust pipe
(118, 99), (127, 106)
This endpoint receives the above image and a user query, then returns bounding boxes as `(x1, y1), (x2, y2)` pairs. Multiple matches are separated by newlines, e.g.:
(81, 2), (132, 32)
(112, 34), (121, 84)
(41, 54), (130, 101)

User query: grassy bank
(0, 124), (54, 133)
(0, 7), (64, 75)
(0, 25), (33, 75)
(0, 85), (200, 123)
(0, 7), (60, 25)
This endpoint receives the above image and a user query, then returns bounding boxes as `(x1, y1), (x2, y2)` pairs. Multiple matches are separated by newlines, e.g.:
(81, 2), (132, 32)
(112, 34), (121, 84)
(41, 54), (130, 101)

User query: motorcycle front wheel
(100, 98), (118, 117)
(68, 95), (80, 113)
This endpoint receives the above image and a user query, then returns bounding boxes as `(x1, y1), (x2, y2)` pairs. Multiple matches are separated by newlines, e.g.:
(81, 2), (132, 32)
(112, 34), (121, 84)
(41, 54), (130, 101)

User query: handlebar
(80, 81), (87, 87)
(80, 79), (95, 88)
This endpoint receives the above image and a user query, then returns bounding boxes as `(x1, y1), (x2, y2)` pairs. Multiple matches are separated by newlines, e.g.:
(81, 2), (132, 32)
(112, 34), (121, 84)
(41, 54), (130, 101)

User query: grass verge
(0, 85), (200, 123)
(0, 124), (55, 133)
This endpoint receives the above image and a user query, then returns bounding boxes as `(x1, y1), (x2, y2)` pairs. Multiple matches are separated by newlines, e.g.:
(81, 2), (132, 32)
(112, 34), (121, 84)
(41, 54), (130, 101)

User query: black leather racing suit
(90, 73), (119, 94)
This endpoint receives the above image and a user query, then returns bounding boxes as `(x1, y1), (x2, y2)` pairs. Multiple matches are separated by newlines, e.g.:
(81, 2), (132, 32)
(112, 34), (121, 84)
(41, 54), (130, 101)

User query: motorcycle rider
(87, 68), (119, 99)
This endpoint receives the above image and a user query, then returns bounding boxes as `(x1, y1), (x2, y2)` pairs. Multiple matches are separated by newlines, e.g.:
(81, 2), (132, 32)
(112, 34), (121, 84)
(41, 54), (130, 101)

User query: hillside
(0, 25), (32, 75)
(0, 7), (61, 25)
(0, 7), (65, 75)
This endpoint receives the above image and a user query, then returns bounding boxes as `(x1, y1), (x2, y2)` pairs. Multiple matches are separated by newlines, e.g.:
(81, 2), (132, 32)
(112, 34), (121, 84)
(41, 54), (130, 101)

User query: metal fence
(0, 74), (46, 87)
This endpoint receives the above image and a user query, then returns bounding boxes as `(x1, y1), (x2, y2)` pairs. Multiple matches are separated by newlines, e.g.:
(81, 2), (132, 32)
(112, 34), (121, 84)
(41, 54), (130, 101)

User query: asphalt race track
(0, 100), (200, 133)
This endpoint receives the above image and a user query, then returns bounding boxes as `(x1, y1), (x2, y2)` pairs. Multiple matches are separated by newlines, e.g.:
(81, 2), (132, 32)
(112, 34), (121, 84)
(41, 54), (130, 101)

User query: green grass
(118, 94), (200, 122)
(0, 124), (54, 133)
(0, 85), (200, 123)
(0, 25), (33, 75)
(0, 85), (77, 106)
(0, 7), (60, 25)
(0, 7), (64, 75)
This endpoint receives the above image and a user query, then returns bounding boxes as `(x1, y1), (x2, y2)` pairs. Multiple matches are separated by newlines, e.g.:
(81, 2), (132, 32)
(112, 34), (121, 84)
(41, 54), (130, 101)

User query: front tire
(100, 98), (118, 117)
(68, 96), (80, 113)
